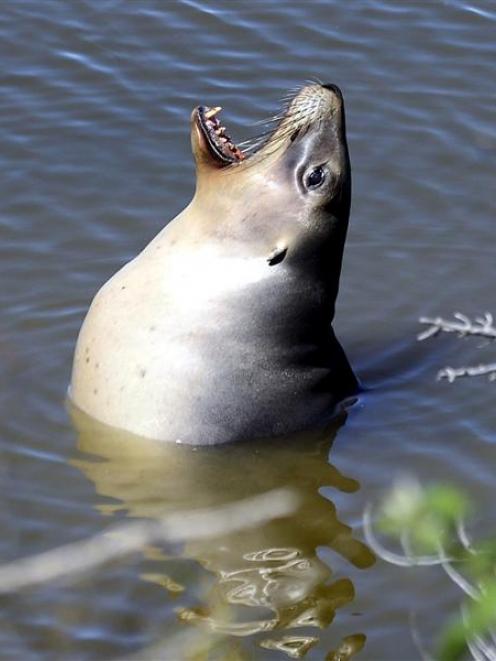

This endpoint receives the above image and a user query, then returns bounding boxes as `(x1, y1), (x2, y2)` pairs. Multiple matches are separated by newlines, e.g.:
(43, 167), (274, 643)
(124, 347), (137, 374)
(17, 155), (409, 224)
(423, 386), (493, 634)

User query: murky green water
(1, 1), (495, 658)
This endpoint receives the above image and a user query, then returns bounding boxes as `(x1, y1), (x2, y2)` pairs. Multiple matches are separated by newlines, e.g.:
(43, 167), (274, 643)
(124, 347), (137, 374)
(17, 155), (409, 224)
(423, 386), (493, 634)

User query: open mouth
(196, 84), (333, 166)
(197, 105), (246, 165)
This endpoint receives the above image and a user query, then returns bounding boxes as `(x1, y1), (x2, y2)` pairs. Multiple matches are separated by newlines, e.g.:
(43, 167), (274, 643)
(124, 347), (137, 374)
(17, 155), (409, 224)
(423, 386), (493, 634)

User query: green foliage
(378, 480), (471, 554)
(374, 479), (496, 660)
(439, 580), (496, 661)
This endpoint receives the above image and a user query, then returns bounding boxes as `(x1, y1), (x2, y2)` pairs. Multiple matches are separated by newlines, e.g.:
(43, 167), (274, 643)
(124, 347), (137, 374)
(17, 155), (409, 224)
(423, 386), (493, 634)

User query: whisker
(221, 82), (325, 167)
(306, 75), (324, 86)
(237, 104), (310, 151)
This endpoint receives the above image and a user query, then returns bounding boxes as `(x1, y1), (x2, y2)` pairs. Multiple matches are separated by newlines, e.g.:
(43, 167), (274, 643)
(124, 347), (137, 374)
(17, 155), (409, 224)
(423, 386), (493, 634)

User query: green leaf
(438, 581), (496, 661)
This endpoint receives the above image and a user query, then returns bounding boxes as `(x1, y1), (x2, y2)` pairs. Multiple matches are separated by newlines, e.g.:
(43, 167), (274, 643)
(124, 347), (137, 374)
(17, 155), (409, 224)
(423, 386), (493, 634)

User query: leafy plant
(364, 478), (496, 660)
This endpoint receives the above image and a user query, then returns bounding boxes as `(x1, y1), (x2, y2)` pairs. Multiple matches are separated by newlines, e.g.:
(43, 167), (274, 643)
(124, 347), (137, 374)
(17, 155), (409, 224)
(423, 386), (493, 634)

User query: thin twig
(438, 555), (480, 600)
(363, 504), (451, 567)
(418, 312), (496, 382)
(462, 605), (496, 661)
(418, 313), (496, 341)
(409, 610), (436, 661)
(437, 364), (496, 383)
(457, 519), (477, 555)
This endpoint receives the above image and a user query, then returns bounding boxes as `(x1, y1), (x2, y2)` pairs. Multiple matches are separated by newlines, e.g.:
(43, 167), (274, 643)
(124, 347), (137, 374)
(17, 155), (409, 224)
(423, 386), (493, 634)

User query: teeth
(205, 106), (222, 119)
(202, 105), (245, 161)
(232, 147), (245, 160)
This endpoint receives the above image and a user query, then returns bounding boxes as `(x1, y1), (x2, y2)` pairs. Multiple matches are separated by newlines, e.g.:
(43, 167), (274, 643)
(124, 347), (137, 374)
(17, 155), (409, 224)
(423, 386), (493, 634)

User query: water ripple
(1, 1), (494, 659)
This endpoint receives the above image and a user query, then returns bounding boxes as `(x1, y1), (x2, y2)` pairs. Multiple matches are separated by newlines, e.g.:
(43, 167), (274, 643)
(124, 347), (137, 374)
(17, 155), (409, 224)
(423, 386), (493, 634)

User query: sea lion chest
(71, 240), (337, 443)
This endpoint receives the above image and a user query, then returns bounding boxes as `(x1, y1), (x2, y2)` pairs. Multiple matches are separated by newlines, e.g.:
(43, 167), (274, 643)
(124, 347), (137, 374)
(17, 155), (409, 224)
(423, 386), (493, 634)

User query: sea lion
(70, 83), (357, 444)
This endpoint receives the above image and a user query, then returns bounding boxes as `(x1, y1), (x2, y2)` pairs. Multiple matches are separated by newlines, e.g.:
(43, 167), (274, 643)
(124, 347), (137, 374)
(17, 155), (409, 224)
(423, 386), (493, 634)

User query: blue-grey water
(1, 1), (495, 659)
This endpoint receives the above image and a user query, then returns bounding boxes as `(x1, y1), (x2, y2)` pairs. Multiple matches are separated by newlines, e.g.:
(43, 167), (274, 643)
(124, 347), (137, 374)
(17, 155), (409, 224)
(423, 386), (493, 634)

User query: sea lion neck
(185, 169), (291, 251)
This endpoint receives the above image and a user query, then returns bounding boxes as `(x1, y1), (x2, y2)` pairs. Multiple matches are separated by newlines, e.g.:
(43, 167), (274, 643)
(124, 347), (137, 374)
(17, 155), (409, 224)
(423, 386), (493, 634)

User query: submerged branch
(0, 488), (298, 594)
(418, 312), (496, 382)
(418, 313), (496, 342)
(437, 364), (496, 383)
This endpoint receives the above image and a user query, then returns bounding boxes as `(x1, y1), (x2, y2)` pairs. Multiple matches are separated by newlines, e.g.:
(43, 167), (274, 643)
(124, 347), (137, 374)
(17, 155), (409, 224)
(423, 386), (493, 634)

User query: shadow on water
(70, 406), (375, 659)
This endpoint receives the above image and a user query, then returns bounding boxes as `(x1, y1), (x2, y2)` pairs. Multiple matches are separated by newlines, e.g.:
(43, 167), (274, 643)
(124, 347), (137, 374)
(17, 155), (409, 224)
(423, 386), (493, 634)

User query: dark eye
(305, 166), (326, 189)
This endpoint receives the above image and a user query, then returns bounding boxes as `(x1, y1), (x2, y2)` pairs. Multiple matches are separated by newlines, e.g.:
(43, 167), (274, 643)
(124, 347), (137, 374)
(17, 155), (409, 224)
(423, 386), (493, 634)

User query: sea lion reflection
(71, 408), (374, 658)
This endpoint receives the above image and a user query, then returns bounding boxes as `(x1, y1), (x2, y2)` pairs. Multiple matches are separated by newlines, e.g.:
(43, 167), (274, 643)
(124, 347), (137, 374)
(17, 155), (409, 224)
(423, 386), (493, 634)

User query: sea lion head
(190, 83), (351, 293)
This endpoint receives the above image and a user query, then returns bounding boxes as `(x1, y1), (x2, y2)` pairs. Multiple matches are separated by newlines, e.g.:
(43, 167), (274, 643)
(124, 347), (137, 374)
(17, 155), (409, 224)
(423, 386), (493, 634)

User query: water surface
(1, 1), (495, 658)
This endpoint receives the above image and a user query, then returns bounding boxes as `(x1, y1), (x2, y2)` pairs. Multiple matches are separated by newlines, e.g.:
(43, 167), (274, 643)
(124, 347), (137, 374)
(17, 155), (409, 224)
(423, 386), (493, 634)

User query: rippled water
(1, 1), (495, 658)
